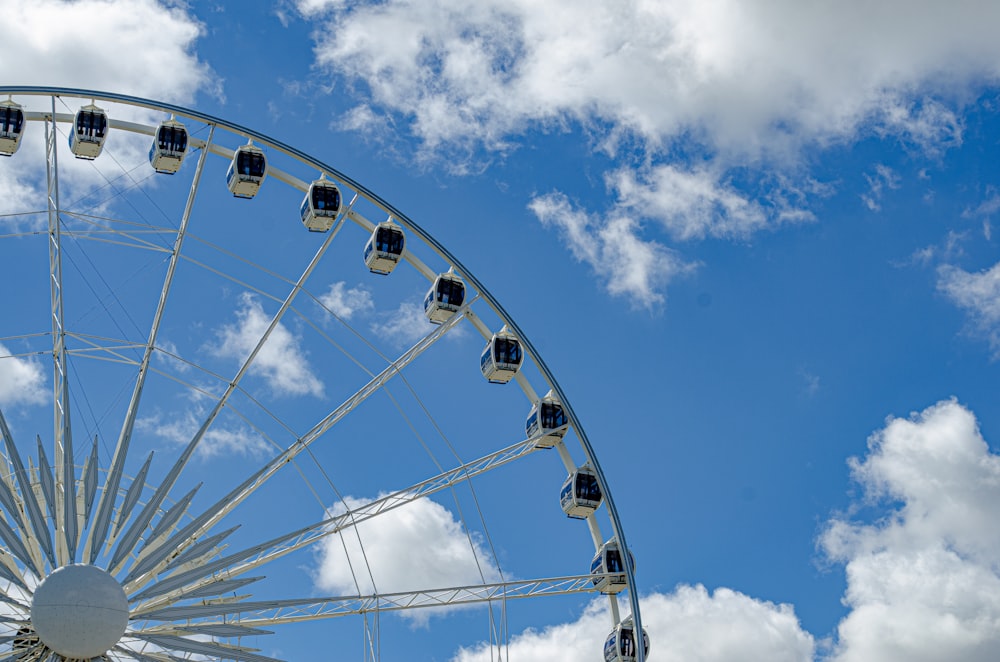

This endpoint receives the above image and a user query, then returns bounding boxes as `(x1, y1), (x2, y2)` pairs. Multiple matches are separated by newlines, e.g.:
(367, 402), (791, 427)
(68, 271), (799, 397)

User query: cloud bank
(297, 0), (1000, 307)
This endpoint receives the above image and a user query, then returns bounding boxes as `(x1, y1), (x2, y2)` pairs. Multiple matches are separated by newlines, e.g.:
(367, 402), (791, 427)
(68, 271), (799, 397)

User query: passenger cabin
(480, 325), (522, 384)
(226, 142), (267, 198)
(300, 178), (342, 232)
(0, 100), (25, 156)
(603, 617), (649, 662)
(525, 390), (568, 448)
(69, 104), (108, 160)
(560, 466), (603, 519)
(590, 539), (633, 594)
(364, 221), (405, 274)
(424, 269), (465, 324)
(149, 118), (188, 174)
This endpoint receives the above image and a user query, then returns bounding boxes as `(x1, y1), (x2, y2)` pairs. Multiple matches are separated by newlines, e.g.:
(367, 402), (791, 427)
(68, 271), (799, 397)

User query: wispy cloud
(137, 409), (270, 459)
(370, 301), (438, 346)
(529, 192), (697, 310)
(860, 164), (901, 212)
(318, 281), (375, 320)
(937, 262), (1000, 358)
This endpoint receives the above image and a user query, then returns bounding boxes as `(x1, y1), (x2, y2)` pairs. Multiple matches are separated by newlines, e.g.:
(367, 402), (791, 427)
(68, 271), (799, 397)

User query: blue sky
(1, 1), (999, 661)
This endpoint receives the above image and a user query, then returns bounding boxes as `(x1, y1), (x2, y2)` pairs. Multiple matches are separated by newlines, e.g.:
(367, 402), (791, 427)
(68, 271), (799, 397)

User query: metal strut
(44, 96), (75, 567)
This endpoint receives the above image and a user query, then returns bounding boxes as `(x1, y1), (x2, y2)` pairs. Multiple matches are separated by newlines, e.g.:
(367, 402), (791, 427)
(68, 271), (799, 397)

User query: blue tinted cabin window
(526, 410), (539, 436)
(237, 151), (265, 177)
(606, 549), (623, 573)
(493, 338), (521, 365)
(591, 554), (603, 575)
(376, 227), (404, 255)
(577, 473), (601, 502)
(560, 481), (573, 503)
(436, 278), (464, 306)
(77, 112), (107, 139)
(540, 403), (566, 429)
(480, 347), (491, 370)
(1, 107), (22, 133)
(312, 185), (340, 213)
(158, 126), (187, 153)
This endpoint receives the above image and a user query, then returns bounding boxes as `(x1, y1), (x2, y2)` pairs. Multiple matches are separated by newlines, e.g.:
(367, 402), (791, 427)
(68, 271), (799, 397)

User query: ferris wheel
(0, 87), (646, 662)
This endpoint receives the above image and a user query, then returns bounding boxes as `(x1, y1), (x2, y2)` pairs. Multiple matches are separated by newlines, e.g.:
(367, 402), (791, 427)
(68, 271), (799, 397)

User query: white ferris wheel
(0, 87), (646, 662)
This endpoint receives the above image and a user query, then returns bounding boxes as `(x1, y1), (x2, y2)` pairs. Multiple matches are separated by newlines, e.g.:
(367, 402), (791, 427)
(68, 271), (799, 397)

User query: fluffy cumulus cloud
(0, 343), (46, 408)
(0, 1), (215, 219)
(2, 0), (212, 100)
(821, 399), (1000, 662)
(296, 0), (1000, 307)
(447, 398), (1000, 661)
(315, 495), (501, 623)
(937, 262), (1000, 357)
(453, 586), (814, 662)
(211, 293), (324, 398)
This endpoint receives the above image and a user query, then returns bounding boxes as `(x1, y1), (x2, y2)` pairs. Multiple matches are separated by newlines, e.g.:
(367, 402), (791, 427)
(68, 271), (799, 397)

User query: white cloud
(319, 281), (374, 320)
(820, 399), (1000, 662)
(298, 0), (1000, 304)
(315, 495), (501, 623)
(529, 192), (697, 310)
(0, 343), (46, 408)
(211, 293), (324, 398)
(370, 301), (438, 346)
(452, 586), (814, 662)
(3, 0), (213, 102)
(937, 262), (1000, 357)
(136, 409), (270, 459)
(299, 0), (1000, 161)
(860, 164), (901, 212)
(0, 0), (217, 230)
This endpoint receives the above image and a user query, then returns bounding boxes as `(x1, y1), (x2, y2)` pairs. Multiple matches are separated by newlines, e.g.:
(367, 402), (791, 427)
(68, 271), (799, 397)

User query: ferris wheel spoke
(108, 200), (350, 573)
(74, 436), (100, 552)
(33, 438), (56, 522)
(0, 411), (54, 571)
(44, 98), (78, 566)
(128, 633), (283, 662)
(135, 574), (602, 627)
(127, 433), (540, 608)
(86, 129), (215, 566)
(111, 644), (175, 662)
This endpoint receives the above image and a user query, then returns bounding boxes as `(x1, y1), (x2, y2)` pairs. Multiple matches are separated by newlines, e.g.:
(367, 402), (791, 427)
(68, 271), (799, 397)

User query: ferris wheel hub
(30, 563), (129, 658)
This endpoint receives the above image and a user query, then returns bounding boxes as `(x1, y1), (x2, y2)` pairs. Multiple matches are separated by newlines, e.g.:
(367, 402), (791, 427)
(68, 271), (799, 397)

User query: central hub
(31, 564), (129, 658)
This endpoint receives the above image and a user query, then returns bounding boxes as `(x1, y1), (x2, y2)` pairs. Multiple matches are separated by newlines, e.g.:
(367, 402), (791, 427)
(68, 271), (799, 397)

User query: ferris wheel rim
(0, 84), (644, 661)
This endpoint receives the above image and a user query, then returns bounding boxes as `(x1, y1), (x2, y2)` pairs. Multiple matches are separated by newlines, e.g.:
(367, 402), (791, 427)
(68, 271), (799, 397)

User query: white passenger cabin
(300, 177), (342, 232)
(590, 539), (632, 594)
(525, 390), (568, 448)
(480, 325), (523, 384)
(424, 269), (465, 324)
(0, 100), (25, 156)
(603, 616), (649, 662)
(226, 142), (267, 199)
(69, 104), (108, 160)
(363, 221), (405, 274)
(560, 466), (602, 518)
(149, 118), (188, 174)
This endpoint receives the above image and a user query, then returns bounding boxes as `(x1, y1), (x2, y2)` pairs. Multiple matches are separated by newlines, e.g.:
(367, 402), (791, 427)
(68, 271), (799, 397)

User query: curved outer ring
(0, 85), (645, 658)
